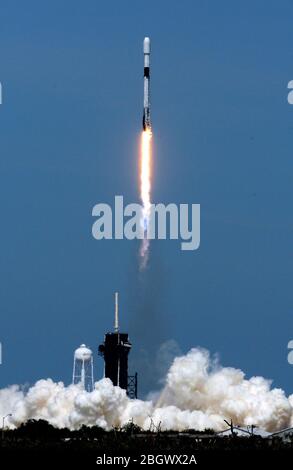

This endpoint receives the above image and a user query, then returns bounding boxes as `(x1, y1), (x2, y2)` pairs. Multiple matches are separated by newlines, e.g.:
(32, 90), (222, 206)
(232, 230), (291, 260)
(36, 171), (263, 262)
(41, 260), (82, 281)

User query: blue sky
(0, 0), (293, 395)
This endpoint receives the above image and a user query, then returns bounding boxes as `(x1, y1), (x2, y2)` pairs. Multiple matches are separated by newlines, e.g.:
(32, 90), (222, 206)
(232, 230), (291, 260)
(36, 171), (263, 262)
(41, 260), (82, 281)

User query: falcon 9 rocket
(142, 37), (151, 131)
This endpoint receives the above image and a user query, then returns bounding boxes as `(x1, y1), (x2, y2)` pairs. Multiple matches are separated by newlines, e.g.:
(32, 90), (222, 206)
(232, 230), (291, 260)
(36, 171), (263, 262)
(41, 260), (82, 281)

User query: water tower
(72, 344), (94, 392)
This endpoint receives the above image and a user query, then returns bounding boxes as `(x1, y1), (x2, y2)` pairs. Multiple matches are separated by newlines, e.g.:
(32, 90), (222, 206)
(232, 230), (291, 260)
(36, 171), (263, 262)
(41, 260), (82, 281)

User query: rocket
(142, 37), (151, 131)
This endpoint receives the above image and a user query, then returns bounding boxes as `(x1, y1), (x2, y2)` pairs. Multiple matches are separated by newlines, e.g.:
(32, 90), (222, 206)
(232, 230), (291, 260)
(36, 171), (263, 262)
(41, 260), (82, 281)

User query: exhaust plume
(1, 348), (292, 432)
(139, 129), (152, 269)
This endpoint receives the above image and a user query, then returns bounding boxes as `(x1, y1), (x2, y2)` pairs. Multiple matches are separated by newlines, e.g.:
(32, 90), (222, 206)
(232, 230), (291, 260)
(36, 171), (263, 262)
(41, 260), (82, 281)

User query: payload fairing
(142, 37), (151, 131)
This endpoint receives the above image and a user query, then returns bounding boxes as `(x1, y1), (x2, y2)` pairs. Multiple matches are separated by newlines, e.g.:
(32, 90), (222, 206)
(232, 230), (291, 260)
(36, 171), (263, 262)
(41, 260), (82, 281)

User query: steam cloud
(1, 348), (292, 432)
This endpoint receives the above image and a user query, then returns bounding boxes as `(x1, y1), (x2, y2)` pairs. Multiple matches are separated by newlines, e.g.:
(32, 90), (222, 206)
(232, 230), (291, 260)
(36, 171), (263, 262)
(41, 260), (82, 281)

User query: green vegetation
(1, 420), (292, 465)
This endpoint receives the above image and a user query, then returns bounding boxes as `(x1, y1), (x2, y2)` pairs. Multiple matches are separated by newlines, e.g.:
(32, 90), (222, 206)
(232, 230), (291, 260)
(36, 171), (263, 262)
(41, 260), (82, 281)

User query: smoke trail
(139, 129), (152, 269)
(1, 348), (293, 432)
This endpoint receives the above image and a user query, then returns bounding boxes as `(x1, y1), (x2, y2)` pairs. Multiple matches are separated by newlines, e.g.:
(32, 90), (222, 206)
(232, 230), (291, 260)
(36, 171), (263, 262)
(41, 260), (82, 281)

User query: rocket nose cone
(143, 37), (151, 54)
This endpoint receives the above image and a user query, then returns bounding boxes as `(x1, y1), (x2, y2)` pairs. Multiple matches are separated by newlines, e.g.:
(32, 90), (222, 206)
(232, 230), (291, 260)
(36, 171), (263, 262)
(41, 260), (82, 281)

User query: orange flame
(140, 129), (152, 268)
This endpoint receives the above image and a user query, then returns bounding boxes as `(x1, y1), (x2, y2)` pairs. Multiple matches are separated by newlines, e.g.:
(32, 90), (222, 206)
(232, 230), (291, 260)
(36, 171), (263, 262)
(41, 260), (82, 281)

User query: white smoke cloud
(1, 348), (292, 432)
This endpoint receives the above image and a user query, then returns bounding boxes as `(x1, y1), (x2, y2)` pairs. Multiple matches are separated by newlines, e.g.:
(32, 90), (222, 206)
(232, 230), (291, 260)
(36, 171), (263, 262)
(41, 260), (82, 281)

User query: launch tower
(98, 293), (135, 394)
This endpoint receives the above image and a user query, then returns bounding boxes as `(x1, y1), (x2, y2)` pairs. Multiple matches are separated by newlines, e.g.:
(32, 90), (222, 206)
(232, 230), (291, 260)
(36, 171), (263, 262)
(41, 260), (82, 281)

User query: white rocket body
(143, 37), (151, 131)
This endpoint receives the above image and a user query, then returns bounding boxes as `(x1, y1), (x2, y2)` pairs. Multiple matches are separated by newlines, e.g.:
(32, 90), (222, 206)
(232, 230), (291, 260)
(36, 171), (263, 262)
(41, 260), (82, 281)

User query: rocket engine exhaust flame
(139, 129), (152, 269)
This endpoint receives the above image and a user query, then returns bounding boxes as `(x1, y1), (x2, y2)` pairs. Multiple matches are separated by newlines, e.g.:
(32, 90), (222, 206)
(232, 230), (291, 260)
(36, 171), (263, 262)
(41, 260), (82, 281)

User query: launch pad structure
(98, 293), (138, 398)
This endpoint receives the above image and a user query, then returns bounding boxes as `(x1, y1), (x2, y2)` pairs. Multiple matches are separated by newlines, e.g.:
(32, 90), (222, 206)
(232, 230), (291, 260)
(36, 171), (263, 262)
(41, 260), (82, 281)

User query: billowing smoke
(1, 348), (292, 432)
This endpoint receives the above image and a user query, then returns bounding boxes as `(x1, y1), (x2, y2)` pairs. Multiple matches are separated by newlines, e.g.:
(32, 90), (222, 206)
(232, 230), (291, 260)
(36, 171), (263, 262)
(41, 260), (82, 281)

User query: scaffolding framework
(127, 373), (138, 399)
